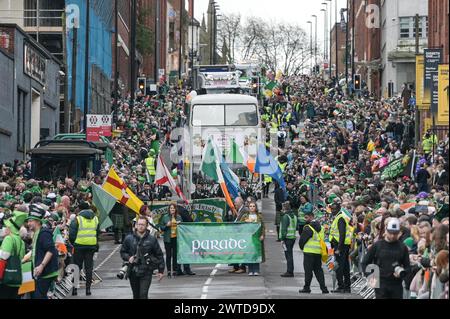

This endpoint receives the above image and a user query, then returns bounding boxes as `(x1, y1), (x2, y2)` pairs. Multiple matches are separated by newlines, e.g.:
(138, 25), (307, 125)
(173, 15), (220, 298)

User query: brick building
(428, 0), (449, 64)
(330, 22), (347, 79)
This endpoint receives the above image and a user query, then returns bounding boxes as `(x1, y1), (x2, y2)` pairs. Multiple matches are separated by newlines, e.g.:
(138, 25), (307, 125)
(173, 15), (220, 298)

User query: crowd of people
(261, 74), (449, 299)
(0, 71), (449, 299)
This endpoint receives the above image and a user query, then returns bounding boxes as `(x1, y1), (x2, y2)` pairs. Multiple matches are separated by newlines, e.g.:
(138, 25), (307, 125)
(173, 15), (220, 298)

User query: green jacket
(0, 234), (26, 287)
(158, 213), (183, 243)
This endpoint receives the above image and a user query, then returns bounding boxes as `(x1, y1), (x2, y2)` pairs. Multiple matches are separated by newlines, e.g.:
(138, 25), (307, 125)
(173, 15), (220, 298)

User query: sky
(195, 0), (348, 48)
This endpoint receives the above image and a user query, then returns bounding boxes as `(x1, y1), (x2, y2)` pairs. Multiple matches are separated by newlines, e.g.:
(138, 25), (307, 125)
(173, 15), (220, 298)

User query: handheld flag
(103, 168), (144, 214)
(92, 183), (116, 229)
(254, 144), (287, 198)
(155, 155), (188, 204)
(200, 139), (237, 213)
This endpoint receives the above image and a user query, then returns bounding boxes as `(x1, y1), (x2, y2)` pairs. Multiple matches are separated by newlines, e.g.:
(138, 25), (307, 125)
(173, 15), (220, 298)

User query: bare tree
(218, 13), (242, 64)
(238, 17), (311, 75)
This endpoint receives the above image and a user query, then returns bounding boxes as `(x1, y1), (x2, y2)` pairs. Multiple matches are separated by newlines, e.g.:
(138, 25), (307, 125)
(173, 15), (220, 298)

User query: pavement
(69, 195), (361, 299)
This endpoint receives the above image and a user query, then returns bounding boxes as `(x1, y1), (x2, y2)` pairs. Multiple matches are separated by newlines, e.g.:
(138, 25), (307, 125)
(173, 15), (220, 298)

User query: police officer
(329, 202), (352, 293)
(298, 210), (329, 294)
(280, 202), (297, 278)
(145, 149), (157, 183)
(69, 201), (100, 296)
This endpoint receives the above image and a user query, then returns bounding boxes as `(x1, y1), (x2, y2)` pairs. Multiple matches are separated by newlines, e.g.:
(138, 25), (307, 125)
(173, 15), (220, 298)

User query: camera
(117, 263), (130, 280)
(393, 262), (406, 279)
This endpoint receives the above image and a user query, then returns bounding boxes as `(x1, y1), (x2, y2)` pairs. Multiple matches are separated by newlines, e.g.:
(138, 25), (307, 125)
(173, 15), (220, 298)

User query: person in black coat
(176, 203), (196, 276)
(274, 182), (286, 241)
(120, 216), (165, 299)
(362, 218), (410, 299)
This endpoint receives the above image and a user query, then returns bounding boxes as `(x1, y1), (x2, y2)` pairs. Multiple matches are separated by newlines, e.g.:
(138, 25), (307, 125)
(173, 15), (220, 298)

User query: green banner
(150, 199), (227, 225)
(177, 223), (262, 264)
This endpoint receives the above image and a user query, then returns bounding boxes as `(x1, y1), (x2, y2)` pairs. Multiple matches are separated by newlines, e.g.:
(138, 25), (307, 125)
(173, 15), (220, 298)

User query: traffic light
(354, 74), (362, 91)
(138, 77), (146, 95)
(251, 76), (260, 95)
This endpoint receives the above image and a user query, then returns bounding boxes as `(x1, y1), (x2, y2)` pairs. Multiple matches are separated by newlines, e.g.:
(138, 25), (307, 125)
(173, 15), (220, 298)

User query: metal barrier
(49, 268), (103, 299)
(350, 274), (376, 299)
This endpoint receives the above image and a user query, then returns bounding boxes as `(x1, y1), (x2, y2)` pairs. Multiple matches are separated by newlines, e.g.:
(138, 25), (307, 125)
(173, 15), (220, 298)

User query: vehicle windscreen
(192, 104), (258, 127)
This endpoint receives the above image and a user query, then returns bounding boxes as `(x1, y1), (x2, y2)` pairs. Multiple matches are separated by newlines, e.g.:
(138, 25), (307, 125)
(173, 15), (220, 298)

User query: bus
(182, 94), (263, 198)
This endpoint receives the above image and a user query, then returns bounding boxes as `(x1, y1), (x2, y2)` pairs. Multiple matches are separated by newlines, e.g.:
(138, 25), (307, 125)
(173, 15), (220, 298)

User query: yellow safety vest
(279, 162), (287, 172)
(280, 214), (297, 240)
(329, 213), (352, 246)
(264, 175), (273, 183)
(303, 224), (324, 255)
(75, 216), (99, 246)
(270, 123), (278, 134)
(145, 156), (156, 176)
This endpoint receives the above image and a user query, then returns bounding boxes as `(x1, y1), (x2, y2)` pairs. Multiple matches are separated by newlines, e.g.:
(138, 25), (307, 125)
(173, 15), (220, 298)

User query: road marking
(95, 245), (121, 271)
(200, 264), (223, 299)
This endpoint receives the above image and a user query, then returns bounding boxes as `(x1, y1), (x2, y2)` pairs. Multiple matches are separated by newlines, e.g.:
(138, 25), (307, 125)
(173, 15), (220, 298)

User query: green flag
(227, 139), (244, 164)
(200, 139), (220, 182)
(265, 81), (277, 91)
(92, 184), (115, 230)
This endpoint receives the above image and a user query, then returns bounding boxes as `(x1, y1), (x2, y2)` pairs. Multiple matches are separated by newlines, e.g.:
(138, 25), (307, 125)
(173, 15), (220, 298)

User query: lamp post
(321, 7), (327, 76)
(312, 14), (318, 75)
(307, 21), (313, 74)
(325, 0), (333, 78)
(334, 0), (338, 78)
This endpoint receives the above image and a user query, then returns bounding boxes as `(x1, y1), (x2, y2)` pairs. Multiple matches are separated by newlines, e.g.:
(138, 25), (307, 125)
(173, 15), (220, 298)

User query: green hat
(149, 149), (156, 156)
(25, 204), (46, 222)
(327, 194), (338, 204)
(403, 237), (415, 250)
(138, 176), (146, 183)
(4, 211), (28, 234)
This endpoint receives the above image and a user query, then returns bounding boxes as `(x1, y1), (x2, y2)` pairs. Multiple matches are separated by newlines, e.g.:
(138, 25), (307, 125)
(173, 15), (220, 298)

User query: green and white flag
(92, 183), (115, 230)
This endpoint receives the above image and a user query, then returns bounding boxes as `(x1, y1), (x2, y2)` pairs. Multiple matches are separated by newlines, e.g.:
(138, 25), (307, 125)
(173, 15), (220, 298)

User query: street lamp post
(325, 0), (333, 78)
(307, 21), (313, 74)
(312, 14), (317, 75)
(335, 0), (338, 79)
(321, 6), (327, 76)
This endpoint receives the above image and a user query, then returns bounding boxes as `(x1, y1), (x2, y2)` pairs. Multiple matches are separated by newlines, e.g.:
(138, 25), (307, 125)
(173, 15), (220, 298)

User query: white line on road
(95, 245), (121, 271)
(200, 264), (223, 299)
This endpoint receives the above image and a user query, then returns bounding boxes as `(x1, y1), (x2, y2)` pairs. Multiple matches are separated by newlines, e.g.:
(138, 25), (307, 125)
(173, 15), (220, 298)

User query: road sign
(87, 114), (112, 142)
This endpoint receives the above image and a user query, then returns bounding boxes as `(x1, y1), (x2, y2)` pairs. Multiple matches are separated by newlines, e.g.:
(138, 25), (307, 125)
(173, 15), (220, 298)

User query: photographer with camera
(120, 216), (165, 299)
(362, 218), (411, 299)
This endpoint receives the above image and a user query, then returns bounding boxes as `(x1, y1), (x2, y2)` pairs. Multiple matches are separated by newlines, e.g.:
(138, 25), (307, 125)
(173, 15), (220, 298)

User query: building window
(399, 16), (428, 39)
(169, 22), (176, 52)
(17, 89), (27, 151)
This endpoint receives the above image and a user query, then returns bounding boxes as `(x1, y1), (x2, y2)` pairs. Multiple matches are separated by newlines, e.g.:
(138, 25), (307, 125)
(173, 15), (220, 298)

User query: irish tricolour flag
(226, 138), (256, 173)
(201, 139), (237, 213)
(18, 262), (35, 295)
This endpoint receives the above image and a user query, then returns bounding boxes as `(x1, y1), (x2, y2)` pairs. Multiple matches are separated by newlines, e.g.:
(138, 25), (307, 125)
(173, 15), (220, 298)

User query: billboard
(438, 64), (449, 125)
(423, 48), (443, 113)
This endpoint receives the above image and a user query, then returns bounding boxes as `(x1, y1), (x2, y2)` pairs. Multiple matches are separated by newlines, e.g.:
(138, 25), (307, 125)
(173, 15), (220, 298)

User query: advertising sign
(423, 48), (443, 113)
(438, 64), (449, 125)
(86, 114), (112, 142)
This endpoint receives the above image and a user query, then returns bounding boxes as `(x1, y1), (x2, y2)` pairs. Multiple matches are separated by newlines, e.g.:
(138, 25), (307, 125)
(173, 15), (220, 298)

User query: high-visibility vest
(270, 122), (278, 134)
(303, 224), (324, 255)
(329, 213), (352, 245)
(280, 214), (297, 240)
(75, 216), (99, 246)
(145, 156), (156, 176)
(279, 162), (287, 172)
(264, 175), (273, 183)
